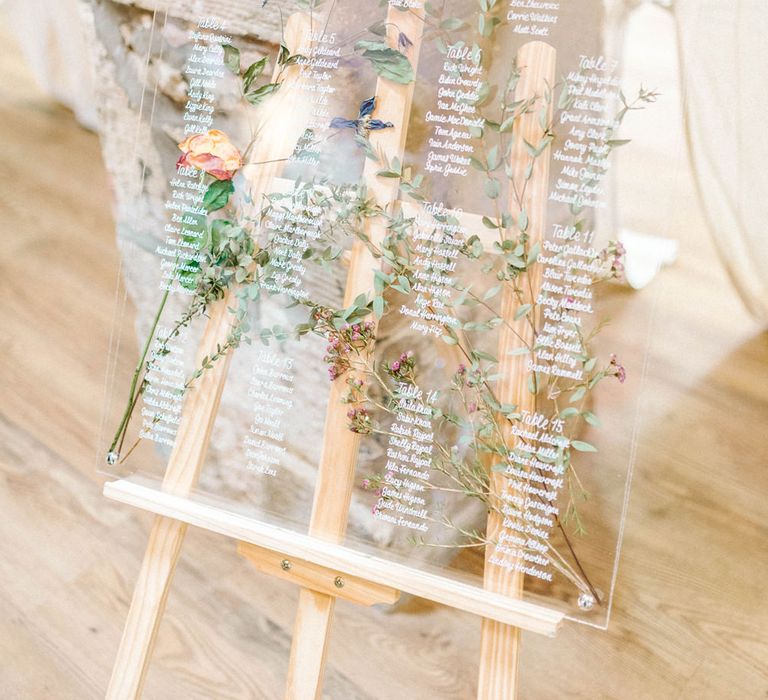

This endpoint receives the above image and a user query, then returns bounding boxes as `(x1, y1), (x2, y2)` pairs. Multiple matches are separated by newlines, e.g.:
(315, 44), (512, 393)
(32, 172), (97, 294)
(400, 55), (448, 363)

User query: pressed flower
(397, 31), (413, 52)
(609, 354), (627, 383)
(177, 129), (243, 180)
(330, 97), (394, 139)
(385, 349), (416, 382)
(347, 407), (373, 434)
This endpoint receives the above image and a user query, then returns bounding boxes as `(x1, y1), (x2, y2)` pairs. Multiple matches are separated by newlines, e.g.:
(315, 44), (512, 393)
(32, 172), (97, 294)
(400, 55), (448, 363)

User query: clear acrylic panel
(99, 0), (661, 628)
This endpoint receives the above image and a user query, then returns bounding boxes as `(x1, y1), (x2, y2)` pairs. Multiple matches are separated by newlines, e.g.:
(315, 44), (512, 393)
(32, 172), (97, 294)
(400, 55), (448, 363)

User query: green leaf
(486, 145), (499, 170)
(368, 20), (388, 36)
(472, 350), (498, 362)
(582, 410), (601, 427)
(354, 134), (379, 161)
(484, 177), (500, 199)
(222, 44), (240, 74)
(441, 334), (458, 345)
(203, 179), (234, 212)
(469, 156), (486, 172)
(514, 303), (531, 320)
(440, 18), (466, 30)
(527, 241), (541, 265)
(507, 347), (531, 356)
(569, 386), (586, 403)
(559, 407), (580, 419)
(373, 295), (385, 319)
(355, 40), (414, 84)
(523, 139), (538, 157)
(524, 162), (534, 180)
(499, 115), (515, 133)
(243, 56), (268, 92)
(245, 82), (280, 105)
(518, 209), (529, 232)
(571, 440), (598, 453)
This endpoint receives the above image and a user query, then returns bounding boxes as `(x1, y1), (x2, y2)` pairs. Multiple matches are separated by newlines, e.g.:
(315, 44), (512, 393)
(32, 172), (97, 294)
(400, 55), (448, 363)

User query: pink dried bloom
(609, 354), (627, 383)
(385, 350), (416, 381)
(347, 407), (373, 434)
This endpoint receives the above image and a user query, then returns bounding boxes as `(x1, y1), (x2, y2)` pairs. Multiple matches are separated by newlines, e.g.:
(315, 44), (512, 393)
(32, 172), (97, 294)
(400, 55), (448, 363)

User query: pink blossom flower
(609, 354), (627, 383)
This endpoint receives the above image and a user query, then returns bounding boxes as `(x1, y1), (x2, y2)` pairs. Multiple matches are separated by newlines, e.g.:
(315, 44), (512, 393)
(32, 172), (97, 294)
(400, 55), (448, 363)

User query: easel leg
(106, 515), (188, 700)
(478, 619), (522, 699)
(284, 589), (336, 700)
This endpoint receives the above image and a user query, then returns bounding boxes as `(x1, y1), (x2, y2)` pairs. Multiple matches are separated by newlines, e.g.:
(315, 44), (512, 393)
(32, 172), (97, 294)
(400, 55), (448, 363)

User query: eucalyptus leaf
(514, 304), (531, 320)
(527, 241), (541, 265)
(569, 386), (586, 403)
(582, 410), (601, 427)
(484, 177), (500, 199)
(440, 18), (466, 30)
(571, 440), (598, 453)
(518, 208), (529, 232)
(373, 295), (385, 319)
(355, 40), (414, 84)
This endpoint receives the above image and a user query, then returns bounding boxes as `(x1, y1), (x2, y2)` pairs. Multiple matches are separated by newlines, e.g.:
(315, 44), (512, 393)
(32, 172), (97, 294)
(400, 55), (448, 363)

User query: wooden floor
(1, 9), (767, 700)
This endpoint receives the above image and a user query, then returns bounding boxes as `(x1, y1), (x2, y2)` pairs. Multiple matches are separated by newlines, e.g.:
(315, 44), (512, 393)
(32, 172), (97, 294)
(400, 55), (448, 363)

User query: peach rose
(176, 129), (243, 180)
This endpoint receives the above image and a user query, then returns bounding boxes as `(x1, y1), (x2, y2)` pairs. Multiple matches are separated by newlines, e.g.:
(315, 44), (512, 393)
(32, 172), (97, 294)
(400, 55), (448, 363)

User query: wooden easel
(105, 8), (559, 699)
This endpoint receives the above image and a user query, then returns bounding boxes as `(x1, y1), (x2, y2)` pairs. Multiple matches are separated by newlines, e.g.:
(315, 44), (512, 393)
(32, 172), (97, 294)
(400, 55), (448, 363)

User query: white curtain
(674, 0), (768, 320)
(2, 0), (98, 130)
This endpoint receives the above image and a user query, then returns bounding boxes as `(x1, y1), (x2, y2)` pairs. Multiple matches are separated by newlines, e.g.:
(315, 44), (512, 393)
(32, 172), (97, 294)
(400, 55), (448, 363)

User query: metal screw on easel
(281, 559), (292, 571)
(334, 576), (344, 589)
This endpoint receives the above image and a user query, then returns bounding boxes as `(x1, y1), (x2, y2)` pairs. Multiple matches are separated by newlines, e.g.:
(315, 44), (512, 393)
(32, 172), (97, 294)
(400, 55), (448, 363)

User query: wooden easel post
(283, 8), (425, 699)
(105, 15), (312, 699)
(477, 41), (556, 700)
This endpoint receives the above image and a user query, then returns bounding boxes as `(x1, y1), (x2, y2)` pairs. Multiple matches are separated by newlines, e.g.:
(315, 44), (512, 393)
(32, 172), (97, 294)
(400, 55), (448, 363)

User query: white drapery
(2, 0), (98, 130)
(673, 0), (768, 320)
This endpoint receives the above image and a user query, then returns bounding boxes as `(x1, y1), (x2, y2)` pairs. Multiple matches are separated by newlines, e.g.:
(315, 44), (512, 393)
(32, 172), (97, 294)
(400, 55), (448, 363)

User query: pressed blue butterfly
(330, 97), (394, 139)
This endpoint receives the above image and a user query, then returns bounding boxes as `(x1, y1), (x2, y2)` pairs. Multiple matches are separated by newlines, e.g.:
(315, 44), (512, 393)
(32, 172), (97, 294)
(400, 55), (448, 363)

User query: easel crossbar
(105, 479), (563, 637)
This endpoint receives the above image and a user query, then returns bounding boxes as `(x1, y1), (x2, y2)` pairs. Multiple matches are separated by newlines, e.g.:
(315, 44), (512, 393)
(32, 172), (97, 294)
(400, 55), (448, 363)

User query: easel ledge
(104, 478), (564, 637)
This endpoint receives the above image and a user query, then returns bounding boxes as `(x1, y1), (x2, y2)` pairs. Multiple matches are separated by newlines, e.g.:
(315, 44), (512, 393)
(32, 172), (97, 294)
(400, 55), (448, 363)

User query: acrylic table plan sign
(100, 2), (653, 698)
